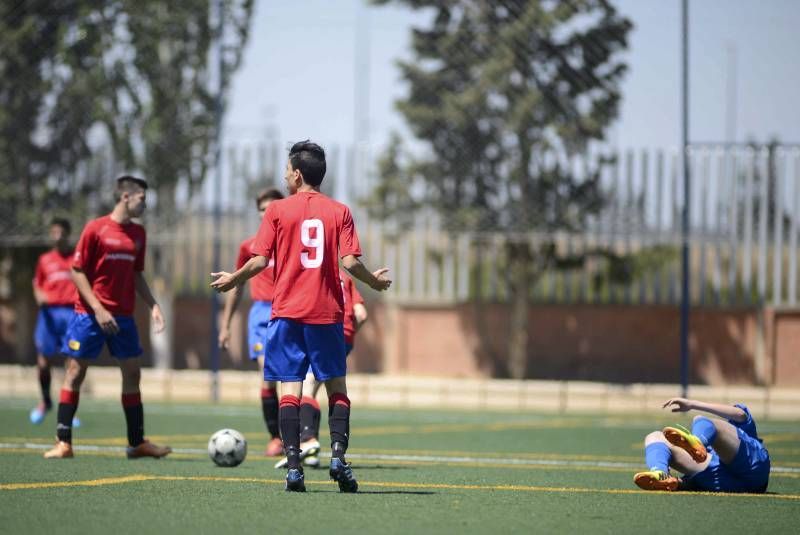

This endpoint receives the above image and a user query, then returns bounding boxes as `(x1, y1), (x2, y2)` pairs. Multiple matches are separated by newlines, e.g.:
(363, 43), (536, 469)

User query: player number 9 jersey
(251, 191), (362, 324)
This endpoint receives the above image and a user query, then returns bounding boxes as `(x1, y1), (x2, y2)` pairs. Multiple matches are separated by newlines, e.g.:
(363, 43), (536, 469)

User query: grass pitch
(1, 397), (799, 534)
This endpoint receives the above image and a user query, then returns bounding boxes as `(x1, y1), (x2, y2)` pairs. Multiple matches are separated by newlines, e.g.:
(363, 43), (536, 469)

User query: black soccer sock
(328, 393), (351, 460)
(39, 366), (52, 408)
(122, 392), (145, 447)
(279, 395), (301, 469)
(261, 387), (280, 439)
(299, 396), (321, 442)
(56, 389), (79, 443)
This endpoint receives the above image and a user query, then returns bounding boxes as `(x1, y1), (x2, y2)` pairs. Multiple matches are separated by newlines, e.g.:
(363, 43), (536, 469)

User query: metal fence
(144, 141), (799, 308)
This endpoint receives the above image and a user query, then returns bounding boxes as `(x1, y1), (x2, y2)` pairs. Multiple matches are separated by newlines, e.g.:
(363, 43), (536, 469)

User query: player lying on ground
(275, 268), (367, 469)
(634, 397), (770, 493)
(44, 176), (171, 459)
(218, 188), (285, 457)
(211, 140), (391, 492)
(30, 219), (81, 428)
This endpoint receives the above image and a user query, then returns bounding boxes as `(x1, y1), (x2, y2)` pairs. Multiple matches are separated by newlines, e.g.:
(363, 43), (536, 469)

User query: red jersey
(33, 249), (78, 306)
(237, 236), (275, 302)
(251, 191), (361, 324)
(340, 269), (364, 344)
(72, 215), (146, 316)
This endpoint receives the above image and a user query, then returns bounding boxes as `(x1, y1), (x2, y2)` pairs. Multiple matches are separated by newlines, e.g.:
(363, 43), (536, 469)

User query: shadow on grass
(309, 490), (436, 495)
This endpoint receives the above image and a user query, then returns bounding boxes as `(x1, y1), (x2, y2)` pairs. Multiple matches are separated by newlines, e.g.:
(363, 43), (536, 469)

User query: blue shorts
(34, 306), (74, 356)
(264, 319), (346, 382)
(687, 429), (770, 493)
(345, 343), (353, 357)
(61, 313), (143, 359)
(247, 301), (272, 361)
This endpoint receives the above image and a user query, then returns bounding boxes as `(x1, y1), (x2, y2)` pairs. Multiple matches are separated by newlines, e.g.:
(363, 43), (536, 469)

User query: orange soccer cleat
(633, 469), (680, 492)
(43, 440), (74, 459)
(663, 425), (708, 463)
(126, 440), (172, 459)
(264, 437), (284, 457)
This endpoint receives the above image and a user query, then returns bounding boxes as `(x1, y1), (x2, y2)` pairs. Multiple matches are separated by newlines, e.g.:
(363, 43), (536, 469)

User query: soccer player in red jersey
(211, 140), (391, 492)
(44, 176), (172, 459)
(29, 219), (80, 425)
(218, 188), (285, 457)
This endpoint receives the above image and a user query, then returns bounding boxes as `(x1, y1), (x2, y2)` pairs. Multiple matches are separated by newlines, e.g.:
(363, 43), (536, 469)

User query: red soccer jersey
(33, 249), (78, 306)
(72, 215), (146, 316)
(251, 191), (362, 324)
(237, 236), (275, 302)
(340, 269), (365, 344)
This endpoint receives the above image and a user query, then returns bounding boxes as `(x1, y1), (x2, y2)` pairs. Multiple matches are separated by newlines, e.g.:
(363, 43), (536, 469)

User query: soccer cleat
(72, 416), (81, 428)
(285, 468), (306, 492)
(29, 403), (49, 425)
(264, 437), (284, 457)
(303, 453), (320, 468)
(126, 440), (172, 459)
(274, 438), (321, 469)
(663, 425), (708, 463)
(43, 440), (74, 459)
(633, 469), (679, 491)
(329, 457), (358, 493)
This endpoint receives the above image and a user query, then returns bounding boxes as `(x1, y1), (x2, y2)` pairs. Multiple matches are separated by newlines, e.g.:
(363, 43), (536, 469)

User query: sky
(223, 0), (800, 151)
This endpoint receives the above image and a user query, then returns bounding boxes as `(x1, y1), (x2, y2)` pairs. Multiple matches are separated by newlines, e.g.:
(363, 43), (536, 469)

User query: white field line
(2, 441), (799, 474)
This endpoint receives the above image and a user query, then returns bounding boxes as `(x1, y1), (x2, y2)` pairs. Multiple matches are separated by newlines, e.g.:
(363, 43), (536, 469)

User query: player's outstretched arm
(134, 272), (165, 333)
(342, 255), (391, 291)
(210, 255), (269, 293)
(662, 398), (747, 422)
(219, 284), (244, 349)
(72, 267), (119, 335)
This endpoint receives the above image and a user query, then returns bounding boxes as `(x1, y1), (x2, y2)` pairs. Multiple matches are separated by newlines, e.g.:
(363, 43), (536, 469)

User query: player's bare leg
(688, 415), (741, 464)
(118, 358), (171, 459)
(44, 358), (88, 458)
(257, 356), (282, 456)
(278, 381), (306, 491)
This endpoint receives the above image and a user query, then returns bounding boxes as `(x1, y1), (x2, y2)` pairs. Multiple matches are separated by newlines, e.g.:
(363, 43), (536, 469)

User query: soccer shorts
(264, 318), (346, 382)
(34, 305), (74, 357)
(687, 432), (770, 493)
(247, 301), (272, 361)
(61, 313), (143, 359)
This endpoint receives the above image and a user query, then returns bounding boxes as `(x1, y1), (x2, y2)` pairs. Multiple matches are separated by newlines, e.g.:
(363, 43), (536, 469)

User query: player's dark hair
(50, 218), (71, 235)
(255, 188), (284, 208)
(114, 175), (148, 202)
(288, 140), (326, 187)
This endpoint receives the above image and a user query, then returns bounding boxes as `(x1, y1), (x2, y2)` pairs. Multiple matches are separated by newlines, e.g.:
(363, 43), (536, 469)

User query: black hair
(114, 175), (148, 202)
(288, 140), (326, 187)
(50, 218), (71, 235)
(255, 188), (284, 208)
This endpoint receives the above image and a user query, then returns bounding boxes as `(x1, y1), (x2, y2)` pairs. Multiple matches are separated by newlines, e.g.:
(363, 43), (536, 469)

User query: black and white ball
(208, 429), (247, 467)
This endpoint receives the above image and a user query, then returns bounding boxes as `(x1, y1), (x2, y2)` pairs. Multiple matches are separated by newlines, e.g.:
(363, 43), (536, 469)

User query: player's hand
(151, 304), (166, 334)
(662, 398), (694, 413)
(218, 326), (230, 349)
(210, 271), (237, 293)
(370, 268), (392, 291)
(95, 307), (119, 335)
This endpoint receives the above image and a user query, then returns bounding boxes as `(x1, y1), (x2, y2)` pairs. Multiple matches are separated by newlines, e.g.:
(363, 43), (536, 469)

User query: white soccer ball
(208, 428), (247, 467)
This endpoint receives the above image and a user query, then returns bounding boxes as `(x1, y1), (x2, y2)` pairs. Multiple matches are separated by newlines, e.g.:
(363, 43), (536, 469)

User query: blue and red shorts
(61, 313), (143, 359)
(264, 318), (346, 382)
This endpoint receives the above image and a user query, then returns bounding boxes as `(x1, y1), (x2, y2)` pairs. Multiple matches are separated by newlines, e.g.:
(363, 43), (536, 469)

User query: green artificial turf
(1, 398), (798, 534)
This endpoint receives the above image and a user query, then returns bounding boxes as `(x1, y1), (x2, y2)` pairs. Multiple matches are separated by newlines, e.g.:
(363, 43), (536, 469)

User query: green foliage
(370, 0), (632, 234)
(0, 0), (254, 234)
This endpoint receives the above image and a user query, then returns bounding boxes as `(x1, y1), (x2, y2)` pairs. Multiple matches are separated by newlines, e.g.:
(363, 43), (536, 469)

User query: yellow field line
(2, 473), (799, 500)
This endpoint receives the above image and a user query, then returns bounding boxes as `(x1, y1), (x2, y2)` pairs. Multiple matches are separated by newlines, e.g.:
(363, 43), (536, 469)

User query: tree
(0, 0), (254, 235)
(371, 0), (632, 378)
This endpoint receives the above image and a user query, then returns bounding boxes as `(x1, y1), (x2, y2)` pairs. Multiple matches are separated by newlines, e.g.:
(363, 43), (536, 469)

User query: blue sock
(691, 417), (717, 447)
(644, 442), (671, 472)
